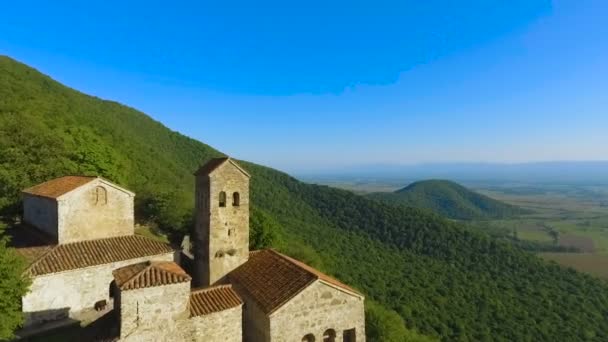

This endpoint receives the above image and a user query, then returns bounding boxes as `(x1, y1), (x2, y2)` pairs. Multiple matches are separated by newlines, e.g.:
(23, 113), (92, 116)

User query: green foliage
(366, 300), (436, 342)
(369, 180), (530, 220)
(249, 207), (285, 250)
(2, 55), (608, 341)
(0, 223), (31, 339)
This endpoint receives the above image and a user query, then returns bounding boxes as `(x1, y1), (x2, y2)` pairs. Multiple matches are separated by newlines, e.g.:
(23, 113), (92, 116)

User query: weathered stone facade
(233, 285), (271, 342)
(193, 159), (250, 287)
(269, 280), (365, 342)
(118, 282), (191, 341)
(22, 252), (174, 326)
(191, 305), (243, 342)
(23, 178), (135, 244)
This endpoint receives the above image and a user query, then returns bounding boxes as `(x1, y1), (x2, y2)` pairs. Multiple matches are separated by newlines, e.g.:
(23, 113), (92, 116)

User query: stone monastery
(15, 158), (365, 341)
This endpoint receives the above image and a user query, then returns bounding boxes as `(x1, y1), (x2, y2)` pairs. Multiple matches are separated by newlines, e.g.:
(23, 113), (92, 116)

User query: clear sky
(1, 0), (607, 172)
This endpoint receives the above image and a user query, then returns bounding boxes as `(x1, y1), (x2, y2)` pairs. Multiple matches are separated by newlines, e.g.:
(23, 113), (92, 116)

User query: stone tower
(192, 157), (250, 287)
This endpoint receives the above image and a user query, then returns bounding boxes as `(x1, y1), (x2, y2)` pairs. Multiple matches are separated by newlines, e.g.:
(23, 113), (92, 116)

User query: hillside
(369, 179), (528, 220)
(2, 55), (608, 341)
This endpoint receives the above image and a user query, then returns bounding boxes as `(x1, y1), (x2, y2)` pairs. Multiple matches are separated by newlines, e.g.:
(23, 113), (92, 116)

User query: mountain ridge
(368, 179), (528, 219)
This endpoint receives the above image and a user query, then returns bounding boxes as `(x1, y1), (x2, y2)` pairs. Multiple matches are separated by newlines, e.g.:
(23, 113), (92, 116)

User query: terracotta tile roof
(22, 176), (97, 199)
(189, 285), (243, 317)
(194, 157), (250, 177)
(228, 249), (362, 314)
(113, 261), (191, 290)
(15, 235), (174, 277)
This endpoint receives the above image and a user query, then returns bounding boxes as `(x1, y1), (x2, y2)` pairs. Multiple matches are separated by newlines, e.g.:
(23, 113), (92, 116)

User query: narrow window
(302, 334), (315, 342)
(219, 191), (226, 207)
(323, 329), (336, 342)
(95, 186), (108, 205)
(232, 192), (240, 206)
(343, 329), (356, 342)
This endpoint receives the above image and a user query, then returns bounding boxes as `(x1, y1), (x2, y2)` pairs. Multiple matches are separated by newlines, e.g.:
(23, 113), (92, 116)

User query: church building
(15, 158), (365, 341)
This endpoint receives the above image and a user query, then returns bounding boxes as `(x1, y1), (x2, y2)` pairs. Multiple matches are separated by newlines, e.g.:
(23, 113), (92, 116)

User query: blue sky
(1, 0), (607, 172)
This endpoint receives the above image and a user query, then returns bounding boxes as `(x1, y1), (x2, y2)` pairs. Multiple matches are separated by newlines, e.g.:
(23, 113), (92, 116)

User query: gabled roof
(190, 285), (243, 317)
(113, 261), (191, 291)
(194, 157), (250, 178)
(15, 235), (174, 277)
(228, 249), (362, 315)
(22, 175), (135, 199)
(22, 176), (96, 199)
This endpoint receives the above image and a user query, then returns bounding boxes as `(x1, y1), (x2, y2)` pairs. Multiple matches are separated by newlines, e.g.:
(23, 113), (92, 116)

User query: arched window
(95, 186), (108, 205)
(219, 191), (226, 207)
(232, 192), (240, 206)
(302, 334), (315, 342)
(323, 329), (336, 342)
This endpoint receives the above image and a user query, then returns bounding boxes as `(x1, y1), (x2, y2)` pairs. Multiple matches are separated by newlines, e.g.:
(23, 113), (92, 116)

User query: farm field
(474, 183), (608, 279)
(541, 253), (608, 280)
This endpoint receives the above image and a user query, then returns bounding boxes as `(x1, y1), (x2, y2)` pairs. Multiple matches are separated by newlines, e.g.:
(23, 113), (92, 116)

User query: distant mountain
(299, 161), (608, 185)
(2, 55), (608, 341)
(369, 180), (528, 220)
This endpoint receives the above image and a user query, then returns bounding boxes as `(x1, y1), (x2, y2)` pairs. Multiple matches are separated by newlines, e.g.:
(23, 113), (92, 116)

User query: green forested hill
(2, 56), (608, 341)
(369, 179), (528, 220)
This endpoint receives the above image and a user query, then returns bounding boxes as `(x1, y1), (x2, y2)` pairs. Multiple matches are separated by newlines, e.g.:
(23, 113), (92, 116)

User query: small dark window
(343, 329), (356, 342)
(302, 334), (315, 342)
(323, 329), (336, 342)
(219, 191), (226, 207)
(232, 192), (240, 206)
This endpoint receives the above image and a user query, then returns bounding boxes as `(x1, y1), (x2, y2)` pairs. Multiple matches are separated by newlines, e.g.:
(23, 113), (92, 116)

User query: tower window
(302, 334), (315, 342)
(219, 191), (226, 207)
(232, 192), (240, 206)
(323, 329), (336, 342)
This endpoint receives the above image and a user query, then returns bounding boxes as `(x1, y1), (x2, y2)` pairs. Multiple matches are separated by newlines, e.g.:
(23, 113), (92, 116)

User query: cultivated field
(475, 184), (608, 279)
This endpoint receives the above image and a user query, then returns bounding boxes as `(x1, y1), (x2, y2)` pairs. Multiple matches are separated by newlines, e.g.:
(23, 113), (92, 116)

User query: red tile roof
(189, 285), (243, 317)
(229, 249), (362, 314)
(15, 235), (174, 276)
(113, 261), (191, 290)
(22, 176), (97, 199)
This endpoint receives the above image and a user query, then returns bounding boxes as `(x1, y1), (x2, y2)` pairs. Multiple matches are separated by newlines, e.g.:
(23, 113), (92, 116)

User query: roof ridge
(266, 249), (363, 297)
(121, 262), (154, 289)
(24, 245), (57, 276)
(266, 248), (320, 280)
(191, 284), (233, 294)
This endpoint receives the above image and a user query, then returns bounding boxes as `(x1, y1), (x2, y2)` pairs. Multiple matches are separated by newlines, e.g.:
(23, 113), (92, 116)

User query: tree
(366, 300), (436, 342)
(0, 224), (31, 339)
(249, 207), (284, 250)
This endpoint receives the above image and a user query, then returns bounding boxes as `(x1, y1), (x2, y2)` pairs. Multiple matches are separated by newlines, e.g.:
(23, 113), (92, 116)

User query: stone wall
(233, 283), (271, 342)
(22, 252), (174, 327)
(190, 305), (243, 342)
(269, 280), (366, 342)
(23, 195), (58, 240)
(194, 161), (250, 286)
(118, 282), (190, 341)
(57, 179), (134, 243)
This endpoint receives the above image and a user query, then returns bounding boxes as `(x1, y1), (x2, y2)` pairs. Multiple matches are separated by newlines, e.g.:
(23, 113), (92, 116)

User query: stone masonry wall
(194, 161), (249, 286)
(119, 282), (190, 341)
(233, 282), (271, 342)
(190, 305), (243, 342)
(269, 280), (365, 342)
(23, 195), (58, 240)
(22, 252), (174, 327)
(57, 179), (134, 243)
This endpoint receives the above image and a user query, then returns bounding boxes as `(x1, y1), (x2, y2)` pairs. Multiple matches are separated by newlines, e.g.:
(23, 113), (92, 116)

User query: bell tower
(192, 157), (250, 287)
